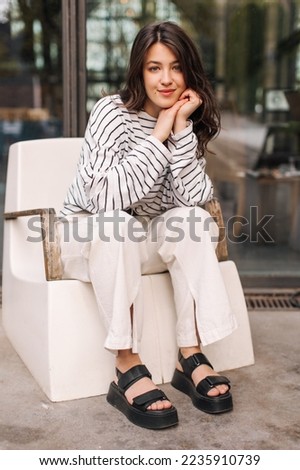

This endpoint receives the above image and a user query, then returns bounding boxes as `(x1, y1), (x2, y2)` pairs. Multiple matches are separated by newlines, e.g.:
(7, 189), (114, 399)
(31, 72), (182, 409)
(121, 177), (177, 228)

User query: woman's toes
(149, 401), (161, 411)
(207, 387), (221, 397)
(217, 384), (229, 394)
(148, 400), (172, 411)
(207, 383), (229, 397)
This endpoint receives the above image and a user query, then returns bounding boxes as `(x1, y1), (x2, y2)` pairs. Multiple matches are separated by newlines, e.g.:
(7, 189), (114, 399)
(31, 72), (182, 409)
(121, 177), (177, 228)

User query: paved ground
(1, 307), (300, 451)
(0, 112), (299, 454)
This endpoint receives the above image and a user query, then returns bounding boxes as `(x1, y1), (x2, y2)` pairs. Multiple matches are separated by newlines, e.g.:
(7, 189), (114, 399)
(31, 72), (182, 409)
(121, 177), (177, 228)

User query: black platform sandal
(171, 352), (233, 414)
(106, 364), (178, 429)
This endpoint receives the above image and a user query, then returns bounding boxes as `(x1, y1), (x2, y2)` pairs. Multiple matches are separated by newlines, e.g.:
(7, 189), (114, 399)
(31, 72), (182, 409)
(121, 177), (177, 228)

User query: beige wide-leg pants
(57, 207), (237, 353)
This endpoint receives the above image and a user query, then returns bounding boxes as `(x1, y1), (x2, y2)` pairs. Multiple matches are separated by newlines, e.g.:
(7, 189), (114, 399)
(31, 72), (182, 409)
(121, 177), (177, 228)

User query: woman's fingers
(179, 89), (202, 103)
(178, 89), (203, 116)
(151, 91), (201, 142)
(152, 99), (189, 142)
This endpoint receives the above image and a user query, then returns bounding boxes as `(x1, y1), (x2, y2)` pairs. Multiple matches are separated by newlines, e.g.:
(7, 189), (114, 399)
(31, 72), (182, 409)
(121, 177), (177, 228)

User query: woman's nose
(160, 70), (172, 85)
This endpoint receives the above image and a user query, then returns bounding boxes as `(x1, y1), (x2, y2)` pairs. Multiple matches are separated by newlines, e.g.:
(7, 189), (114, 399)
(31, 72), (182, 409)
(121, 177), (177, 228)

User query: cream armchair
(2, 138), (254, 402)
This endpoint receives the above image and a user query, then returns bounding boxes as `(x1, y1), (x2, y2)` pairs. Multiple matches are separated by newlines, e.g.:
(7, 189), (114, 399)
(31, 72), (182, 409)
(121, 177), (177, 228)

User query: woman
(58, 21), (237, 429)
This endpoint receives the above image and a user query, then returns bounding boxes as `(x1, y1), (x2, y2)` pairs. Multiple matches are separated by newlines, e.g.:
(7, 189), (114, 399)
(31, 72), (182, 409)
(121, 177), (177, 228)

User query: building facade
(1, 0), (300, 285)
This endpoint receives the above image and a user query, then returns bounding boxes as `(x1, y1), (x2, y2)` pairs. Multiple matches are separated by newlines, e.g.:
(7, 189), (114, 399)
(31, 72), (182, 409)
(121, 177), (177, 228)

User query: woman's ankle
(116, 350), (141, 372)
(180, 346), (201, 358)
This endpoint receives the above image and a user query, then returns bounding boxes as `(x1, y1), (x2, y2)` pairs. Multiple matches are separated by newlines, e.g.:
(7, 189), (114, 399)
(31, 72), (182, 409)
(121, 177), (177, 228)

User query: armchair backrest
(5, 138), (83, 214)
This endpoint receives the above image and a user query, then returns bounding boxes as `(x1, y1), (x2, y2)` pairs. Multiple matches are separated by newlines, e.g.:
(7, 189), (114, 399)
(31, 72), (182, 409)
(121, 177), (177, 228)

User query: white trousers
(57, 207), (237, 353)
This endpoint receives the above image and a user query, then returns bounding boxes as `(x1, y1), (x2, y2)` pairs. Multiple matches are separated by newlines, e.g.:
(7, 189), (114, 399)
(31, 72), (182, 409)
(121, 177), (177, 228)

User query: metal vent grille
(245, 290), (300, 311)
(1, 288), (299, 310)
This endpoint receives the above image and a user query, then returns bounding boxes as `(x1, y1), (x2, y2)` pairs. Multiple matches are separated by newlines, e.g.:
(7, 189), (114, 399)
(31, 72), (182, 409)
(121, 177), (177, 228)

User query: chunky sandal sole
(171, 369), (233, 414)
(107, 382), (179, 429)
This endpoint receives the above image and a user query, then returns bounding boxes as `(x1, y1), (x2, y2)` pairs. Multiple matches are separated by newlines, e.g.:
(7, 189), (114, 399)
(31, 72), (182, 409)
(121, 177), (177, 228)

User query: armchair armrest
(4, 208), (63, 281)
(4, 198), (228, 281)
(204, 198), (228, 262)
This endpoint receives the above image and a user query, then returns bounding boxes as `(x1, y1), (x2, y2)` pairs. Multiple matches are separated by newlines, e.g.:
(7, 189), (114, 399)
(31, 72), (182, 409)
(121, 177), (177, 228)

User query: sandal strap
(178, 352), (213, 378)
(116, 364), (152, 392)
(197, 375), (231, 396)
(133, 389), (168, 412)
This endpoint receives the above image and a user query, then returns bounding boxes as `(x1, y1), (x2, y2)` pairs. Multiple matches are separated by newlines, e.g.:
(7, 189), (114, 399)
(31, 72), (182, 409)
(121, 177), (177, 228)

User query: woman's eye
(149, 66), (159, 72)
(173, 64), (182, 71)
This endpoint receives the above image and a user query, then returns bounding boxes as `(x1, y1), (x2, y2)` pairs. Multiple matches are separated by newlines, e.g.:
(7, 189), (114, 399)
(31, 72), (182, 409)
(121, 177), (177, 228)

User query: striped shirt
(60, 94), (213, 218)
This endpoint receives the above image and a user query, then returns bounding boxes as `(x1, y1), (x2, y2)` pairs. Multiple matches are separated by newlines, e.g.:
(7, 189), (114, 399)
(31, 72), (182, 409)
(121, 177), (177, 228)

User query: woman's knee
(94, 209), (145, 242)
(164, 206), (219, 239)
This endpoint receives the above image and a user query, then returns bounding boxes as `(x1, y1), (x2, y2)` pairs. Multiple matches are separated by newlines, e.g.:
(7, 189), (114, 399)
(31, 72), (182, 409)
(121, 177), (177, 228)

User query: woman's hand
(173, 89), (202, 134)
(151, 89), (202, 142)
(152, 98), (189, 142)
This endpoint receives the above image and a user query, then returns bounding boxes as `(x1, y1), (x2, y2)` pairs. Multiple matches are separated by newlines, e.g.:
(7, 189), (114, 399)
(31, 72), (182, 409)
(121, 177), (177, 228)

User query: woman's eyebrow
(145, 60), (180, 65)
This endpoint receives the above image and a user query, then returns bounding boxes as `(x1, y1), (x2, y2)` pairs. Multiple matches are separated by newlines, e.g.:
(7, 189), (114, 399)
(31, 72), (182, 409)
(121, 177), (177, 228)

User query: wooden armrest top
(4, 199), (228, 281)
(204, 198), (228, 262)
(4, 208), (56, 220)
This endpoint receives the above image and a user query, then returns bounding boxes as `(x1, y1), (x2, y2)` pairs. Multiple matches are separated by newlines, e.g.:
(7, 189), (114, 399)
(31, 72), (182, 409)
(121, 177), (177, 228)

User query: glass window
(84, 0), (300, 287)
(0, 0), (63, 269)
(1, 0), (299, 286)
(210, 0), (300, 287)
(86, 0), (180, 111)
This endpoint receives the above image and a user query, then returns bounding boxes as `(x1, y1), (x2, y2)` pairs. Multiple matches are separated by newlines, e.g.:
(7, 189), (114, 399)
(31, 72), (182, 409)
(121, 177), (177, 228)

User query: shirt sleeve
(79, 98), (172, 213)
(167, 121), (214, 206)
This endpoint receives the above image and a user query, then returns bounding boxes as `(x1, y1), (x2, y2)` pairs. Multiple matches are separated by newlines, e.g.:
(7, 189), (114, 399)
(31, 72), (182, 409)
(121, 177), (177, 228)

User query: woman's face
(142, 42), (186, 118)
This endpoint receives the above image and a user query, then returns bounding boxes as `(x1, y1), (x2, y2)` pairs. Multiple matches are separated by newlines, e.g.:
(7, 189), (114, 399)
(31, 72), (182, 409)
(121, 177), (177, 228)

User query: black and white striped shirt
(60, 94), (213, 218)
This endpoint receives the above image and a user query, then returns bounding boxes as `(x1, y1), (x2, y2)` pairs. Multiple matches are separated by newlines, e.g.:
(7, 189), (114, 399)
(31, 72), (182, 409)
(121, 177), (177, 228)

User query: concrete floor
(1, 308), (300, 451)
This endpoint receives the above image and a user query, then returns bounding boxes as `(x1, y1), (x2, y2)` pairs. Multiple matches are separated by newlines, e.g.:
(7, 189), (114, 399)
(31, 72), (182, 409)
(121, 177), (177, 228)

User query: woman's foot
(178, 346), (229, 397)
(116, 351), (172, 411)
(171, 347), (233, 414)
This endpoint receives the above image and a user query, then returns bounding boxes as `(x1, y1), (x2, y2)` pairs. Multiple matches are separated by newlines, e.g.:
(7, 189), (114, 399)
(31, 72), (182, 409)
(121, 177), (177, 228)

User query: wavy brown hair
(120, 21), (220, 156)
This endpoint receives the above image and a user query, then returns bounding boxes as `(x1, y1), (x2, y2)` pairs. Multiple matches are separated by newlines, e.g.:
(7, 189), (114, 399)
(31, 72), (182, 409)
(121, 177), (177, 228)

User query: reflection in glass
(0, 0), (63, 268)
(1, 0), (300, 284)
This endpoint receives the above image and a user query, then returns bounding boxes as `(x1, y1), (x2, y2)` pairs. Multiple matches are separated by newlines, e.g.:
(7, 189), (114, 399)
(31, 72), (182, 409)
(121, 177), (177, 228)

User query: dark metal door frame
(62, 0), (87, 137)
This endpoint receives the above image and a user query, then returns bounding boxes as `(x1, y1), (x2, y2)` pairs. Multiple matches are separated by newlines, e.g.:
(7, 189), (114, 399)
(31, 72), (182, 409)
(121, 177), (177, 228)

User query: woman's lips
(158, 89), (175, 96)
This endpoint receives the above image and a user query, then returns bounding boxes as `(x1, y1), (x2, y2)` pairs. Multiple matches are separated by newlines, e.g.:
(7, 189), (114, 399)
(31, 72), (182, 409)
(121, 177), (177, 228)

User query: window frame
(62, 0), (87, 137)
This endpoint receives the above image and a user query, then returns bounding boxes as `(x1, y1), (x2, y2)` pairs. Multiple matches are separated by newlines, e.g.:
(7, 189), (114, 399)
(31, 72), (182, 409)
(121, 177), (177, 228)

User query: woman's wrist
(173, 117), (188, 135)
(151, 130), (166, 142)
